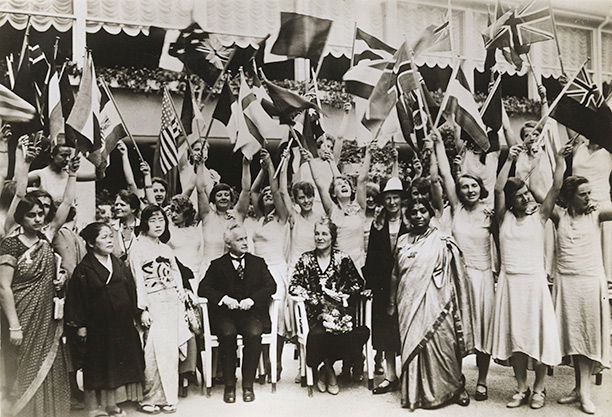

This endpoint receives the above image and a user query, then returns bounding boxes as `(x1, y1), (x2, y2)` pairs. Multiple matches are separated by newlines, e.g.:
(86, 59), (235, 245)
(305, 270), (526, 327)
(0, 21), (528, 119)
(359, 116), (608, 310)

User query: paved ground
(71, 345), (612, 417)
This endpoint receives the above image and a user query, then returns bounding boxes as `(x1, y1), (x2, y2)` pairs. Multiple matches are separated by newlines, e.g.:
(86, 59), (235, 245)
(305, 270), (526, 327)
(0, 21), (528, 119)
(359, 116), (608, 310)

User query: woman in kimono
(389, 197), (473, 410)
(66, 222), (145, 417)
(129, 205), (191, 414)
(0, 194), (70, 417)
(289, 217), (369, 395)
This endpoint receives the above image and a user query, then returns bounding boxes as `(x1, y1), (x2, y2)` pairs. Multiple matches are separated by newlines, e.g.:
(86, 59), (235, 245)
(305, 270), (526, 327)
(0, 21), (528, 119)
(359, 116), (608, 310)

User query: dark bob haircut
(456, 174), (489, 203)
(209, 183), (236, 205)
(503, 177), (526, 211)
(328, 175), (355, 204)
(137, 204), (170, 243)
(80, 222), (113, 250)
(14, 194), (45, 226)
(406, 196), (436, 218)
(558, 176), (589, 208)
(28, 189), (57, 222)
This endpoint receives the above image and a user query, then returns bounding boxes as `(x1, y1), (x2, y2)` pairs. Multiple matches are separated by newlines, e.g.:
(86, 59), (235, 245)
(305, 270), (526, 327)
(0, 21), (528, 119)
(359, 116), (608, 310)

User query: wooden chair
(198, 295), (281, 396)
(292, 293), (374, 396)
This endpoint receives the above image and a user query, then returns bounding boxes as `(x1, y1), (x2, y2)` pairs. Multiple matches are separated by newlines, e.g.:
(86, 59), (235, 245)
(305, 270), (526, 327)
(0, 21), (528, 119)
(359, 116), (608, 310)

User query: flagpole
(531, 59), (588, 143)
(100, 79), (144, 162)
(204, 72), (231, 142)
(201, 48), (237, 105)
(17, 15), (31, 72)
(549, 0), (565, 76)
(447, 0), (455, 55)
(310, 67), (323, 109)
(433, 57), (462, 127)
(52, 36), (60, 66)
(479, 74), (502, 116)
(349, 22), (358, 68)
(164, 85), (195, 155)
(408, 49), (434, 134)
(524, 53), (541, 88)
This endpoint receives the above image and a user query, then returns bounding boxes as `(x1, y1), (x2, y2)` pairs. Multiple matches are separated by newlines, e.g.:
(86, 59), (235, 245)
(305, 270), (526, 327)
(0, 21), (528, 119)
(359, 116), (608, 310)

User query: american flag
(158, 89), (181, 174)
(565, 66), (604, 111)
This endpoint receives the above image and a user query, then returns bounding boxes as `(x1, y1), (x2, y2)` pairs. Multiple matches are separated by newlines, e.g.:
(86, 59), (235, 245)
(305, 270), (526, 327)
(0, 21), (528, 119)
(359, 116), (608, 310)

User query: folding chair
(199, 295), (281, 396)
(292, 293), (374, 396)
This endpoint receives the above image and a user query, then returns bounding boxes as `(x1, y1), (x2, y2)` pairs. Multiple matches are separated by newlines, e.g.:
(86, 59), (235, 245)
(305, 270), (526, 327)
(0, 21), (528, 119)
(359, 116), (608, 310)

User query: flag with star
(168, 23), (233, 85)
(158, 89), (182, 174)
(550, 65), (612, 153)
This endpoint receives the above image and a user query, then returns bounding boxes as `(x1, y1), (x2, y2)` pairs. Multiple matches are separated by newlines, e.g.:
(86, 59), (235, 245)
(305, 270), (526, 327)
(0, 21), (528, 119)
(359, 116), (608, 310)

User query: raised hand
(537, 84), (547, 101)
(67, 155), (81, 174)
(116, 140), (127, 155)
(260, 148), (271, 168)
(508, 144), (523, 161)
(139, 161), (151, 175)
(0, 124), (11, 142)
(299, 147), (313, 163)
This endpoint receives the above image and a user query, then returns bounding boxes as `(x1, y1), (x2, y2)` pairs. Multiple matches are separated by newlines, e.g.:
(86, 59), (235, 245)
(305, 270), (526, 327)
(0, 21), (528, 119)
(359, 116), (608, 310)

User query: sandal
(138, 404), (161, 414)
(88, 409), (109, 417)
(107, 407), (127, 417)
(161, 405), (177, 414)
(474, 384), (488, 401)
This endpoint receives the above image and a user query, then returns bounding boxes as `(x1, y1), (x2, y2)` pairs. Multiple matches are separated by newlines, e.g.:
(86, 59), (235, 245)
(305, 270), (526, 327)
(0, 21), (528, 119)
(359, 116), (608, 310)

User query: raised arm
(540, 144), (571, 221)
(494, 144), (522, 223)
(432, 128), (459, 208)
(5, 136), (39, 234)
(301, 147), (333, 215)
(234, 157), (251, 221)
(279, 147), (296, 218)
(423, 133), (444, 213)
(116, 141), (139, 195)
(538, 84), (548, 117)
(138, 161), (155, 205)
(332, 103), (352, 160)
(47, 155), (80, 238)
(355, 145), (371, 210)
(0, 124), (10, 185)
(261, 149), (288, 222)
(502, 107), (521, 147)
(195, 159), (213, 218)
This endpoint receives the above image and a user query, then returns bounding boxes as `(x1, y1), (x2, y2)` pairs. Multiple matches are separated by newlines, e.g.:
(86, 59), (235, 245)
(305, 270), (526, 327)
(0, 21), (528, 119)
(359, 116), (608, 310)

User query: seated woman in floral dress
(289, 217), (369, 395)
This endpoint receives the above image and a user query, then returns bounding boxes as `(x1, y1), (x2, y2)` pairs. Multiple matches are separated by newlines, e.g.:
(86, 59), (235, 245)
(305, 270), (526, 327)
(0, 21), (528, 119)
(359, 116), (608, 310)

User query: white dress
(554, 209), (610, 372)
(253, 215), (291, 337)
(451, 204), (494, 354)
(330, 203), (365, 272)
(491, 211), (561, 366)
(200, 210), (232, 277)
(288, 209), (323, 268)
(168, 224), (203, 287)
(573, 143), (612, 281)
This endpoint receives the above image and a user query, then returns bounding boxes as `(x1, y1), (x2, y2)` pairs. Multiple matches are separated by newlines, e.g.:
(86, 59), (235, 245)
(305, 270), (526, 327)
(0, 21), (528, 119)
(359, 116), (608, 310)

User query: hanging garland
(59, 64), (541, 114)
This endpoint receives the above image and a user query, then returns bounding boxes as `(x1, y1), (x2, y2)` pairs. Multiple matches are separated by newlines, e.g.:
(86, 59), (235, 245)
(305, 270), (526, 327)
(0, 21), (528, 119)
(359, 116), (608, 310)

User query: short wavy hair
(558, 176), (589, 208)
(169, 195), (197, 227)
(292, 181), (315, 200)
(328, 175), (355, 204)
(314, 216), (338, 246)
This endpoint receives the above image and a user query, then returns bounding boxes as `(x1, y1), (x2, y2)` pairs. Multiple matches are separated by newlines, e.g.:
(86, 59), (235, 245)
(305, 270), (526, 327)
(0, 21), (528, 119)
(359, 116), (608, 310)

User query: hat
(374, 177), (407, 204)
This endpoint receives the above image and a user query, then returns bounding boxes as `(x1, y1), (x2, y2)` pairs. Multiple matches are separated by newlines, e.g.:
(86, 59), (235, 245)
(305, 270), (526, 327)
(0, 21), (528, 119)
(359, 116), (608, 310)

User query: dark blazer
(198, 252), (277, 330)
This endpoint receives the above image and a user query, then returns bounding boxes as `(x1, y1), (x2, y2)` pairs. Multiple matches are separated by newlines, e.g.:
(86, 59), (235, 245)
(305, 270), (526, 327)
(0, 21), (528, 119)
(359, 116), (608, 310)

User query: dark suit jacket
(198, 252), (277, 330)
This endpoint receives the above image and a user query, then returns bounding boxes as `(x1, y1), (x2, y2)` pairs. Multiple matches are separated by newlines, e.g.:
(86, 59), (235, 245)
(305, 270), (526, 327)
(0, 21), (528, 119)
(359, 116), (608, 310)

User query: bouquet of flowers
(319, 303), (354, 335)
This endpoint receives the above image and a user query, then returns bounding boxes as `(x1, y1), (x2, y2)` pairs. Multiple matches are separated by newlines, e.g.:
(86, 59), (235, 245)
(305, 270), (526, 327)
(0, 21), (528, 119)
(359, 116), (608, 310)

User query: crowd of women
(0, 96), (610, 417)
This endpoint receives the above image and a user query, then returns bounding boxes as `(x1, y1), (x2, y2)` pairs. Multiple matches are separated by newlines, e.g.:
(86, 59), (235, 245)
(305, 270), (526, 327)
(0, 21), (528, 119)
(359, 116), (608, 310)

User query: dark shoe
(506, 388), (531, 408)
(455, 389), (470, 406)
(242, 387), (255, 402)
(223, 386), (236, 404)
(374, 364), (384, 375)
(474, 384), (488, 401)
(372, 379), (399, 394)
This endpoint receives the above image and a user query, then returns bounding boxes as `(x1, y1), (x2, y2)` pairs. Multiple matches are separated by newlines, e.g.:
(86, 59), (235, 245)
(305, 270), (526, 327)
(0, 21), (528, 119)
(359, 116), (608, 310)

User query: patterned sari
(0, 236), (70, 417)
(393, 228), (473, 410)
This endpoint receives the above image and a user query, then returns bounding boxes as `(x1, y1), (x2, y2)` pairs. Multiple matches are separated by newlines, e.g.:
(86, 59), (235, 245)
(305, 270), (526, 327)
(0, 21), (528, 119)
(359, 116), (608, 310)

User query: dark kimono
(363, 218), (408, 352)
(66, 252), (144, 390)
(289, 249), (369, 368)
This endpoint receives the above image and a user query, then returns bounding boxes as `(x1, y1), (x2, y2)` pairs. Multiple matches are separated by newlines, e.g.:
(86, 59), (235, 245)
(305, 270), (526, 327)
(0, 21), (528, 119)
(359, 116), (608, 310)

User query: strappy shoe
(474, 384), (488, 401)
(506, 388), (531, 408)
(530, 389), (546, 409)
(88, 409), (109, 417)
(372, 378), (399, 394)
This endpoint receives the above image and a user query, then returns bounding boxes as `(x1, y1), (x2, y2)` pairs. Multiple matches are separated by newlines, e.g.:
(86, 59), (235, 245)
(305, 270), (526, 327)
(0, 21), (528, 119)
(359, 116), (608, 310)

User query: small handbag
(183, 293), (202, 334)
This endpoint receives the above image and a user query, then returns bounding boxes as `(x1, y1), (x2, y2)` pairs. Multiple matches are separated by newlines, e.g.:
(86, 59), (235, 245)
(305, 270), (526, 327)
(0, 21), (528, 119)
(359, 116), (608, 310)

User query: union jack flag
(169, 23), (232, 85)
(564, 66), (604, 111)
(484, 0), (553, 54)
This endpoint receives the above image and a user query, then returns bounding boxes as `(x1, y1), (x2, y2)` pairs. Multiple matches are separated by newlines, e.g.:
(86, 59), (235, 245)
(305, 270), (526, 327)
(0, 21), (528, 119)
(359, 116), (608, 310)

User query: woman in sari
(289, 217), (369, 395)
(129, 205), (191, 414)
(0, 194), (70, 417)
(389, 197), (473, 410)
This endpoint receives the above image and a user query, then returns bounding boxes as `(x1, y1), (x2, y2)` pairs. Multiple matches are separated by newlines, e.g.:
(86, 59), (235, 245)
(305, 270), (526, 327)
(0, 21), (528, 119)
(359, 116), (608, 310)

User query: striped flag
(262, 77), (319, 124)
(158, 89), (181, 174)
(179, 81), (206, 158)
(442, 66), (489, 151)
(212, 81), (239, 143)
(66, 52), (101, 153)
(234, 73), (273, 159)
(343, 59), (388, 99)
(353, 28), (396, 64)
(0, 83), (36, 122)
(480, 75), (503, 151)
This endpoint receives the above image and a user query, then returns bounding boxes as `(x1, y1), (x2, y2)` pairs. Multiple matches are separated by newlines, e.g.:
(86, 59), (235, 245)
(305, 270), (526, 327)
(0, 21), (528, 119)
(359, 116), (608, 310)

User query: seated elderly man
(198, 223), (276, 403)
